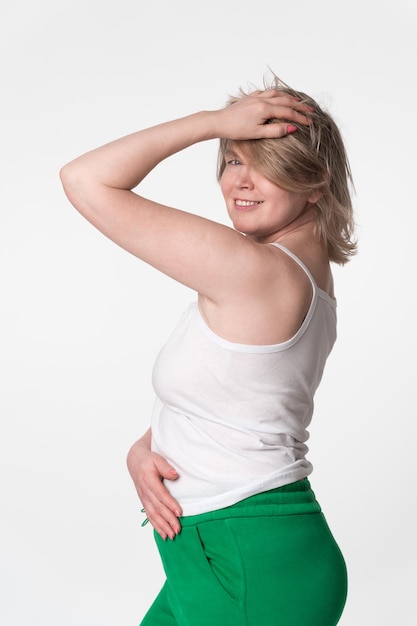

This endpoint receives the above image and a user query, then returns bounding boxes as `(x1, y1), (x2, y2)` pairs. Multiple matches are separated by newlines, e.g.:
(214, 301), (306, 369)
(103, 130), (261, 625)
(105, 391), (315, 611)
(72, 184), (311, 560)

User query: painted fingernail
(307, 106), (314, 111)
(287, 125), (298, 134)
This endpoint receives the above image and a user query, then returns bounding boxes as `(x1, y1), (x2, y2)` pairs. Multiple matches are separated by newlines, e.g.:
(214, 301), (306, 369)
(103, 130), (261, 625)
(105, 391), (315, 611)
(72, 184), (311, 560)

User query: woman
(60, 76), (355, 625)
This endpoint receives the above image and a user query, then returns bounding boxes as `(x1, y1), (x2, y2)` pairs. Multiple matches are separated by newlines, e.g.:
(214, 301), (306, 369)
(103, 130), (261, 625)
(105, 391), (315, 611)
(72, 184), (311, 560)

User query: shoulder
(272, 231), (334, 299)
(198, 240), (321, 345)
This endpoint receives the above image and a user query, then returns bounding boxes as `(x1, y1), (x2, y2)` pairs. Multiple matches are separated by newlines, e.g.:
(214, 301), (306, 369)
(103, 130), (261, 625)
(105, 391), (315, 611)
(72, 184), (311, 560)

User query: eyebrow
(224, 148), (240, 159)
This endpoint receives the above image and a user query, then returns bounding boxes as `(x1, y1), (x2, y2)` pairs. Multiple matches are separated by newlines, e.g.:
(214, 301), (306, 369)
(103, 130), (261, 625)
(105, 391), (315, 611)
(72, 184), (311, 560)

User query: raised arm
(60, 91), (311, 300)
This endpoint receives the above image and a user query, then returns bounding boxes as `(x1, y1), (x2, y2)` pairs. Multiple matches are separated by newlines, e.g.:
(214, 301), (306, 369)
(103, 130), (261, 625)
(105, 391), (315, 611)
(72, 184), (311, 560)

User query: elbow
(59, 162), (70, 186)
(59, 162), (111, 230)
(59, 161), (75, 203)
(59, 161), (79, 199)
(59, 161), (92, 215)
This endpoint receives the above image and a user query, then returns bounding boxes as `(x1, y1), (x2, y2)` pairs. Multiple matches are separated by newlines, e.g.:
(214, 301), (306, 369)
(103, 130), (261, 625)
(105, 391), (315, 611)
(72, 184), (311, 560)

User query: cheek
(220, 177), (231, 201)
(282, 190), (309, 211)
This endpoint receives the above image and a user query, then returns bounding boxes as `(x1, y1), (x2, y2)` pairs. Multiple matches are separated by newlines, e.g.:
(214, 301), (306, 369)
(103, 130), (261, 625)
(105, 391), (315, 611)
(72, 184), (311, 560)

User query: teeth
(235, 200), (262, 207)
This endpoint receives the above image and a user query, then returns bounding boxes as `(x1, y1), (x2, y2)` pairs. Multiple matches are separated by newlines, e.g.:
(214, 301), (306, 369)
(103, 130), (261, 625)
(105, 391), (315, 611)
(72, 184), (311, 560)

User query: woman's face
(220, 149), (313, 243)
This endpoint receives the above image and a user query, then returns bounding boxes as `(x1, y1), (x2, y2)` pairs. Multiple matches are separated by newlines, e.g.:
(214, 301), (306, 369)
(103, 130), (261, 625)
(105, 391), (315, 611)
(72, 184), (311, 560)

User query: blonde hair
(217, 76), (357, 264)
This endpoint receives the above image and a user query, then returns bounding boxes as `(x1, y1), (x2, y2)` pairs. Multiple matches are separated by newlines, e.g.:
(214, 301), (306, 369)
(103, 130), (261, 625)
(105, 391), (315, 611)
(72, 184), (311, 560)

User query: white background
(1, 0), (416, 624)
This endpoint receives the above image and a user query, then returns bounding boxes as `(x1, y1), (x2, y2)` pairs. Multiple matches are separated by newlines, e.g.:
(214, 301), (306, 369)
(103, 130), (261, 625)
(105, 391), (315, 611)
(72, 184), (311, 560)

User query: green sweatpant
(140, 480), (347, 626)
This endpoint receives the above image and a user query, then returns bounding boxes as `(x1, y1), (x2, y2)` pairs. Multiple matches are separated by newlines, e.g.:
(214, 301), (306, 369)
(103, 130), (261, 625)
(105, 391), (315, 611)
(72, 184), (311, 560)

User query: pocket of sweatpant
(196, 519), (246, 604)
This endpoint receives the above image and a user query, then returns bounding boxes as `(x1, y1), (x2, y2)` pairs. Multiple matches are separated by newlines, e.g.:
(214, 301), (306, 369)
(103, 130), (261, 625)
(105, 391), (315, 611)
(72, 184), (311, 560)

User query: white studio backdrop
(1, 0), (416, 624)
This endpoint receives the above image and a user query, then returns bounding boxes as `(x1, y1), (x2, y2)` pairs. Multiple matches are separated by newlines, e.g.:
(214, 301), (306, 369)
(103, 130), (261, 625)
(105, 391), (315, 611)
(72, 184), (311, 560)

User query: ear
(307, 189), (323, 204)
(308, 172), (329, 204)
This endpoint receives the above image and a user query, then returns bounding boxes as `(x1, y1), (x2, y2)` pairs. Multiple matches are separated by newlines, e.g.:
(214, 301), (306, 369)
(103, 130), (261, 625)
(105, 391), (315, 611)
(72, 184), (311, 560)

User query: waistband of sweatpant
(178, 479), (322, 527)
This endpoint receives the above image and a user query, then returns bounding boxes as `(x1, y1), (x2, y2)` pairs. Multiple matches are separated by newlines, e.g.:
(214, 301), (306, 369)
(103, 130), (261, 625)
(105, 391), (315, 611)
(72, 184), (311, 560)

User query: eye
(227, 158), (241, 166)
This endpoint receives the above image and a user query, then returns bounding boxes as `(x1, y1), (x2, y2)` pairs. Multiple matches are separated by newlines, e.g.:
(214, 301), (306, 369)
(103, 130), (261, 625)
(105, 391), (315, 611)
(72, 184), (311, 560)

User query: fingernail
(287, 125), (297, 134)
(307, 106), (314, 111)
(175, 510), (182, 517)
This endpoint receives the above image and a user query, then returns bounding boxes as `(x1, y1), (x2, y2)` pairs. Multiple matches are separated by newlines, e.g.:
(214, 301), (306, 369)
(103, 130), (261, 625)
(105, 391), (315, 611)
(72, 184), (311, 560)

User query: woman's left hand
(127, 433), (182, 540)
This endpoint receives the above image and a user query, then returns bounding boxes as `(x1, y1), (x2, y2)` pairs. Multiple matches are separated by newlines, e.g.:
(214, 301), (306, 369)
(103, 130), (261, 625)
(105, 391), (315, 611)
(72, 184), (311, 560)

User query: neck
(275, 207), (317, 242)
(254, 205), (317, 245)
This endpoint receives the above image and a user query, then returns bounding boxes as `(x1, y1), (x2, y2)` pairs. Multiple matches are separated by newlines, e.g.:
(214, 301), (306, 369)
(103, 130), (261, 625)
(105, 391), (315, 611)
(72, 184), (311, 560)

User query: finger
(153, 455), (180, 481)
(257, 90), (308, 108)
(256, 122), (299, 139)
(154, 510), (182, 540)
(139, 470), (183, 516)
(260, 92), (313, 119)
(142, 498), (182, 540)
(145, 466), (181, 505)
(139, 481), (170, 511)
(267, 107), (311, 126)
(150, 485), (183, 517)
(140, 496), (180, 537)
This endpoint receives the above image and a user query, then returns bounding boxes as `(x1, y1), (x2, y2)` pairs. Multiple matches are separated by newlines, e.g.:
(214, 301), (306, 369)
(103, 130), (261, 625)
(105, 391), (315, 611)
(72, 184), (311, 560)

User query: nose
(235, 165), (255, 190)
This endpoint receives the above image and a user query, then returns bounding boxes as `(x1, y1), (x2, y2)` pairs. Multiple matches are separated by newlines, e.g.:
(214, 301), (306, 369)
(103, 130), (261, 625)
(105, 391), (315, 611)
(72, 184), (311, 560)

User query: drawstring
(141, 508), (149, 527)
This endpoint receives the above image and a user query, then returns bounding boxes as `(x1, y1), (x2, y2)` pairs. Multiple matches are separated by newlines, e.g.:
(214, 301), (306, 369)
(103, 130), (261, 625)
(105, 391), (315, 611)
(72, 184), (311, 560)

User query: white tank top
(151, 244), (337, 515)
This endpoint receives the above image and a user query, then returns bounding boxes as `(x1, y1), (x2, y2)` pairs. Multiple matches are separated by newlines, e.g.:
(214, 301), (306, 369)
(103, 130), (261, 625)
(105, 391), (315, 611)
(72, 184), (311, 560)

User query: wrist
(192, 110), (221, 142)
(165, 110), (219, 145)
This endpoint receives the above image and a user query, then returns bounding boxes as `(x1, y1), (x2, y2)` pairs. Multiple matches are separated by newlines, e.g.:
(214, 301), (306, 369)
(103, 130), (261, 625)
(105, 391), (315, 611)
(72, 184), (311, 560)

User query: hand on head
(210, 89), (312, 141)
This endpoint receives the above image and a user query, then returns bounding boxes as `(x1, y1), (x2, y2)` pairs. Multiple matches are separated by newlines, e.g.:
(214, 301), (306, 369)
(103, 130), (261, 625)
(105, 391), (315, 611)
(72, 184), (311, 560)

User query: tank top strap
(269, 243), (317, 290)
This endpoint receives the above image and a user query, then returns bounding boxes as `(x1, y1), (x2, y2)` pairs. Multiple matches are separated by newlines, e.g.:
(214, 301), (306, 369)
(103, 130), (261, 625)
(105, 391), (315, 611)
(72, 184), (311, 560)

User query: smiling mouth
(235, 199), (263, 208)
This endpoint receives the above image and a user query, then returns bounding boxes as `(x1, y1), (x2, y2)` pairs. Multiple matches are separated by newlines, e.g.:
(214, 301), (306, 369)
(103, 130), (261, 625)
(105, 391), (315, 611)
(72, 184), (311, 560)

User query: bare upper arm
(60, 169), (322, 346)
(60, 170), (267, 301)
